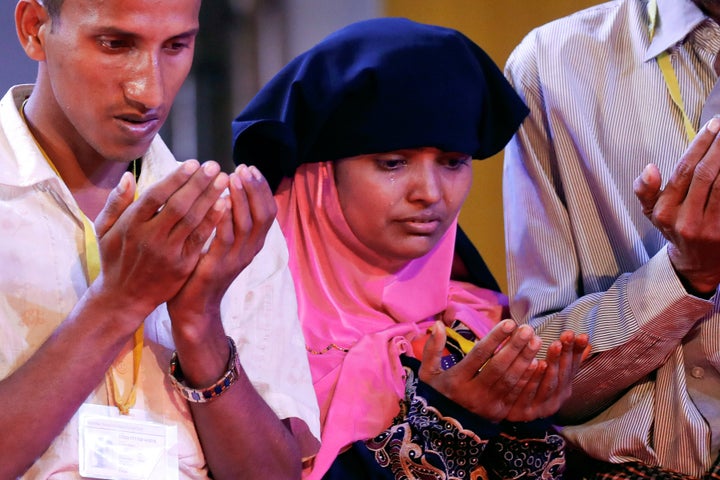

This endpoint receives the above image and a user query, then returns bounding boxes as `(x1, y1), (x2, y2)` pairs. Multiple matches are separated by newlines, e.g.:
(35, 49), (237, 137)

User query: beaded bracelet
(169, 336), (239, 403)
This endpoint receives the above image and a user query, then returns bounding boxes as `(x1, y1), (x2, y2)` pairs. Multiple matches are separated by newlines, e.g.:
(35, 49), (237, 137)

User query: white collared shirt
(0, 85), (320, 479)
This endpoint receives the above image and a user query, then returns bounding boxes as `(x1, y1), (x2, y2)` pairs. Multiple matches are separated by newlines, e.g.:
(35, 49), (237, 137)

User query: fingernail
(231, 173), (244, 190)
(182, 159), (199, 173)
(203, 161), (220, 177)
(213, 172), (228, 190)
(213, 197), (228, 212)
(517, 325), (532, 340)
(249, 165), (263, 180)
(116, 172), (130, 194)
(432, 321), (442, 336)
(500, 319), (516, 333)
(239, 164), (252, 180)
(708, 116), (720, 134)
(640, 164), (652, 183)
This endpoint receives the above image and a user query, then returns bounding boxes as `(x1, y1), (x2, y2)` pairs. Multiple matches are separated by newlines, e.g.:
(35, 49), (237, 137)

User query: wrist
(673, 269), (718, 299)
(167, 298), (221, 325)
(88, 274), (159, 320)
(667, 246), (719, 298)
(169, 336), (239, 403)
(83, 280), (151, 335)
(171, 328), (230, 385)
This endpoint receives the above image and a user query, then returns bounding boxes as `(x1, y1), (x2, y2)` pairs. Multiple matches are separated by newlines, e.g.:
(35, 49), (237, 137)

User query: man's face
(37, 0), (200, 163)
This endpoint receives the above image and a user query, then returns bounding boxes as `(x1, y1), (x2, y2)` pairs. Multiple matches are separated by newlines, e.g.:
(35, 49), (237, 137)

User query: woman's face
(334, 147), (473, 265)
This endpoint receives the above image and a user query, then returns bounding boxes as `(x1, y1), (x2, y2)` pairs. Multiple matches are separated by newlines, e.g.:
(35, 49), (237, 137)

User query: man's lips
(115, 114), (161, 139)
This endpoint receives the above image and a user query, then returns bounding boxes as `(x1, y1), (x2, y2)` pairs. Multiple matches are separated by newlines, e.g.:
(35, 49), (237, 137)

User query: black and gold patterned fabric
(324, 356), (566, 480)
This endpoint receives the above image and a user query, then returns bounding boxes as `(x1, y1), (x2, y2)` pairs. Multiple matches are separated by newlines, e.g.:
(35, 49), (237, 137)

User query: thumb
(633, 163), (662, 218)
(95, 171), (136, 239)
(419, 321), (447, 378)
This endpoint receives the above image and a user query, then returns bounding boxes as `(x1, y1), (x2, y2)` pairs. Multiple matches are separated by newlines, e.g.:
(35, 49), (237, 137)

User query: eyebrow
(92, 26), (200, 40)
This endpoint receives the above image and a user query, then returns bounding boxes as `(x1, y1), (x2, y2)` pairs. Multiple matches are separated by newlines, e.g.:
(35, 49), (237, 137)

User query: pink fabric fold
(276, 161), (507, 479)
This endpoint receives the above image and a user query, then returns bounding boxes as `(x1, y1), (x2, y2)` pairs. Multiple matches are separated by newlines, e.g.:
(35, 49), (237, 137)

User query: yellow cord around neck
(648, 0), (697, 141)
(21, 99), (144, 415)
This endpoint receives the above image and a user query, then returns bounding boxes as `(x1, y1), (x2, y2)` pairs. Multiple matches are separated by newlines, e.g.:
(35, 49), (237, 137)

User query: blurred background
(1, 0), (600, 292)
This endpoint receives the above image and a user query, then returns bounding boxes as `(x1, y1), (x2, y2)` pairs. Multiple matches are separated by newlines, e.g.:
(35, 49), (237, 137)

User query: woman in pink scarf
(232, 18), (588, 479)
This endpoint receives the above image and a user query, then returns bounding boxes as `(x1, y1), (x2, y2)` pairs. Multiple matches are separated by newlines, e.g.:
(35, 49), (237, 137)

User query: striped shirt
(504, 0), (720, 476)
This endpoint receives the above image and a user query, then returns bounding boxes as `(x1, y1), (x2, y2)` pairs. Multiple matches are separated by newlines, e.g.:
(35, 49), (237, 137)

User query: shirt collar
(0, 84), (57, 187)
(645, 0), (708, 61)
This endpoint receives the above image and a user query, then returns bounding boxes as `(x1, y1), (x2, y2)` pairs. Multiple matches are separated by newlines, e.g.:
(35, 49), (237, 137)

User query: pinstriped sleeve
(502, 25), (715, 421)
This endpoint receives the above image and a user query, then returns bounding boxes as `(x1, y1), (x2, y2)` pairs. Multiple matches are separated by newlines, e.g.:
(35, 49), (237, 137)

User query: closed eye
(441, 154), (471, 169)
(98, 36), (133, 52)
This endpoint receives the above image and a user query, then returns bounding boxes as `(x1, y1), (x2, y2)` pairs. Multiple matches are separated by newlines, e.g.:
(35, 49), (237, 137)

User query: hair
(39, 0), (63, 20)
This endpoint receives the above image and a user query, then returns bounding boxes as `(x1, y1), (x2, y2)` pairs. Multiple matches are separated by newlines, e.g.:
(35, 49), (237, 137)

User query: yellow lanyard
(21, 102), (143, 415)
(648, 0), (697, 141)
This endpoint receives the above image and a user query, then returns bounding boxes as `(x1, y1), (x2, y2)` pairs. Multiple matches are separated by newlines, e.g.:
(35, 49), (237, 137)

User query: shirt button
(691, 366), (705, 379)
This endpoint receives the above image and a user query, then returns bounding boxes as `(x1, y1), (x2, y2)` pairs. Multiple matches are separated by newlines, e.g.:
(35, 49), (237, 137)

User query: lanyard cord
(20, 101), (144, 415)
(648, 0), (697, 141)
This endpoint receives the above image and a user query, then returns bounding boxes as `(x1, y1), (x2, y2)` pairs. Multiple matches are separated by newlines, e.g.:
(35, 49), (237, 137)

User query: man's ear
(15, 0), (51, 61)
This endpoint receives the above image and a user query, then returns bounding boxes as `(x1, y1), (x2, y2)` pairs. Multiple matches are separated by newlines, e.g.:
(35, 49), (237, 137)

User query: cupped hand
(419, 319), (542, 422)
(634, 117), (720, 295)
(419, 320), (589, 423)
(166, 164), (277, 330)
(93, 160), (228, 319)
(505, 330), (589, 421)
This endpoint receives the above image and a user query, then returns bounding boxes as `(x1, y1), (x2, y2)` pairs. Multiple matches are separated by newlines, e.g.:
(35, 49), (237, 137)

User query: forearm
(557, 329), (667, 422)
(0, 287), (144, 478)
(167, 214), (318, 477)
(171, 314), (302, 479)
(191, 370), (301, 479)
(510, 249), (710, 421)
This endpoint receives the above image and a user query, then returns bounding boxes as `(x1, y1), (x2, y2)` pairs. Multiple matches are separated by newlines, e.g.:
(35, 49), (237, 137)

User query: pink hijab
(276, 161), (507, 479)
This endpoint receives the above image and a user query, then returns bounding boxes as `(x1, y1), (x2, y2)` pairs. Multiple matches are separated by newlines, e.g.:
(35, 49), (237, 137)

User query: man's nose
(123, 52), (163, 110)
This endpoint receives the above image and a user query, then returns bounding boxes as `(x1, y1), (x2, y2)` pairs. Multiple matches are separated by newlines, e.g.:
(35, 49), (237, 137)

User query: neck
(21, 98), (132, 221)
(70, 174), (129, 221)
(694, 0), (720, 24)
(51, 157), (130, 221)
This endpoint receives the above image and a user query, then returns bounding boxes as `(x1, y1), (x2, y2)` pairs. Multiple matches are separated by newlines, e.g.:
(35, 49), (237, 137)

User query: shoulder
(506, 0), (648, 99)
(507, 0), (643, 75)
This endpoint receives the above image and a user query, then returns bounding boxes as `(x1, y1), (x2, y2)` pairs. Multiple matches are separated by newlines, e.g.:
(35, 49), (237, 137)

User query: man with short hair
(0, 0), (320, 477)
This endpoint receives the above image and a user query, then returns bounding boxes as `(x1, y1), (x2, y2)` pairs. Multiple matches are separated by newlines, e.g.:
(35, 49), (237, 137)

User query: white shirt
(0, 85), (320, 479)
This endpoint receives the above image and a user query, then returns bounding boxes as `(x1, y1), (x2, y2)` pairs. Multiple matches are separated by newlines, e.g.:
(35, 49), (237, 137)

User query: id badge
(78, 404), (178, 480)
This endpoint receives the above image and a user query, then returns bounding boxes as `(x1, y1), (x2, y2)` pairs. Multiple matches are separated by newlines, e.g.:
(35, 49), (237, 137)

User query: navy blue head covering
(232, 17), (528, 192)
